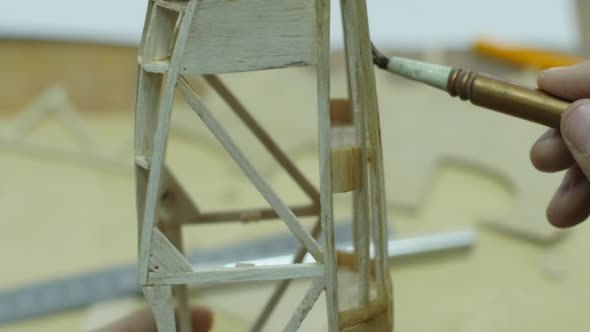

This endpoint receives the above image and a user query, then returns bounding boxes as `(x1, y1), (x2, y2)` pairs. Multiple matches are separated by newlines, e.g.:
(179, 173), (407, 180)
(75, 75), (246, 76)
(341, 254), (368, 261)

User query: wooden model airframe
(134, 0), (392, 330)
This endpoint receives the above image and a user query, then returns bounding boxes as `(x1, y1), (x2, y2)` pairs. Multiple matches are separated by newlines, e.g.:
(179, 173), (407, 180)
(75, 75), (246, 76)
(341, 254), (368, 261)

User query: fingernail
(539, 66), (566, 79)
(564, 103), (590, 154)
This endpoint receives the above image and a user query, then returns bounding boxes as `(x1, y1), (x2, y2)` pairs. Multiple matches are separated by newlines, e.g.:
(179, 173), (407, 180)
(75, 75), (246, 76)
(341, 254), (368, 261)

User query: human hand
(96, 306), (212, 332)
(531, 60), (590, 227)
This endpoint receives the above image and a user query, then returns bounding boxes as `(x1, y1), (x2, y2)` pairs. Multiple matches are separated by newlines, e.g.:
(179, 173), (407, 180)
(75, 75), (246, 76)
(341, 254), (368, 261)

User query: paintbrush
(371, 44), (571, 129)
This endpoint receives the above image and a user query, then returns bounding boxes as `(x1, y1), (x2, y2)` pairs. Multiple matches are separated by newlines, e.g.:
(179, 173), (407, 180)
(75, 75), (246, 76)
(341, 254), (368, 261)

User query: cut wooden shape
(149, 228), (193, 273)
(331, 126), (360, 193)
(284, 277), (325, 332)
(148, 263), (324, 285)
(181, 0), (317, 74)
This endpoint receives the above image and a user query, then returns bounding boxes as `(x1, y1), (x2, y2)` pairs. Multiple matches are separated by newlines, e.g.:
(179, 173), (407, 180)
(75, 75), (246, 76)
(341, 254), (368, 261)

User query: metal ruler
(0, 225), (474, 324)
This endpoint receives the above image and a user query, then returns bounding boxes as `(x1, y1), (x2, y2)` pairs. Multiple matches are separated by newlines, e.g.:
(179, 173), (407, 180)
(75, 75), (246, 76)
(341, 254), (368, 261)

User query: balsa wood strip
(161, 225), (192, 332)
(315, 0), (339, 330)
(177, 77), (324, 263)
(183, 204), (318, 224)
(181, 0), (317, 74)
(138, 1), (199, 285)
(250, 219), (322, 332)
(204, 75), (320, 204)
(284, 278), (325, 332)
(331, 126), (360, 193)
(149, 228), (193, 273)
(143, 285), (177, 332)
(144, 6), (179, 63)
(134, 69), (163, 258)
(338, 296), (388, 329)
(341, 0), (371, 306)
(354, 0), (391, 297)
(149, 263), (324, 286)
(143, 60), (169, 73)
(154, 0), (187, 12)
(136, 3), (170, 281)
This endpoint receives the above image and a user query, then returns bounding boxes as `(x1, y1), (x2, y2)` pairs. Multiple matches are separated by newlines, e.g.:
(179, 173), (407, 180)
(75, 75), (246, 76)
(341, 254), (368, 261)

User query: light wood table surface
(1, 45), (589, 331)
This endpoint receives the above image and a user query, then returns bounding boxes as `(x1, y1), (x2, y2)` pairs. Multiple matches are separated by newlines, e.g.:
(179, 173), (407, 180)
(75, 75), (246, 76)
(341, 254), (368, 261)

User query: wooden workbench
(1, 41), (589, 331)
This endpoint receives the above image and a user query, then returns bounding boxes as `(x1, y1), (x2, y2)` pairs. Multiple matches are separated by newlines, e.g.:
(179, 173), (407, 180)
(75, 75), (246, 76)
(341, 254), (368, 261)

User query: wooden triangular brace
(203, 75), (320, 207)
(149, 227), (193, 273)
(158, 167), (200, 225)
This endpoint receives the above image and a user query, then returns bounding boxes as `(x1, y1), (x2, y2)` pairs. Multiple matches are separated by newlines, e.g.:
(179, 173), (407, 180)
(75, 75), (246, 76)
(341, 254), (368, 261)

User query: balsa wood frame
(134, 0), (392, 331)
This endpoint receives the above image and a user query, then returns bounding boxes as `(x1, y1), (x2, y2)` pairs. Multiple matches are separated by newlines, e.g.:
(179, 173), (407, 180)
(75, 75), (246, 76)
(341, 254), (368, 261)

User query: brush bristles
(371, 43), (389, 69)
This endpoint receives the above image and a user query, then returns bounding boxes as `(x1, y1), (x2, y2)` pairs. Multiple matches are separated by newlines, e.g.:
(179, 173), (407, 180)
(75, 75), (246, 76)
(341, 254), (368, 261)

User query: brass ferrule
(447, 68), (570, 129)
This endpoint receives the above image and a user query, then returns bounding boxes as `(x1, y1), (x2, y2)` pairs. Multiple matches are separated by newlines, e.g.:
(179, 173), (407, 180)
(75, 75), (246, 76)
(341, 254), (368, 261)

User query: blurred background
(0, 0), (589, 331)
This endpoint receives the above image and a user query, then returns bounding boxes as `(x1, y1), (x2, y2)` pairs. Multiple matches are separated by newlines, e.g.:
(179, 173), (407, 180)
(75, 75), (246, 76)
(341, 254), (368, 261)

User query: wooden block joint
(331, 125), (360, 193)
(331, 145), (361, 193)
(330, 98), (353, 126)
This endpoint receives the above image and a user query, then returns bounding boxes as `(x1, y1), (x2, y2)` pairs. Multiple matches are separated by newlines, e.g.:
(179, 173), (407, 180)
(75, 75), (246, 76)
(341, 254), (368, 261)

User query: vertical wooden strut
(341, 0), (371, 307)
(315, 0), (339, 331)
(137, 1), (199, 285)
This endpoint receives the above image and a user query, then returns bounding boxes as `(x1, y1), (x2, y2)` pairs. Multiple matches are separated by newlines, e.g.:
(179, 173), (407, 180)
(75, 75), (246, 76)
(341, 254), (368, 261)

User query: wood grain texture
(137, 1), (199, 284)
(340, 0), (371, 307)
(314, 0), (339, 330)
(177, 76), (324, 262)
(338, 296), (388, 330)
(149, 263), (324, 285)
(161, 225), (192, 332)
(181, 0), (317, 74)
(149, 228), (193, 273)
(331, 126), (360, 193)
(143, 285), (177, 332)
(343, 0), (393, 327)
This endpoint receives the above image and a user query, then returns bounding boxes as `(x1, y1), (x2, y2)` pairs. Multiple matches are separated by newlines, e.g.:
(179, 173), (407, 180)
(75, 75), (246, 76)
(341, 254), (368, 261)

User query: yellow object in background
(473, 38), (584, 69)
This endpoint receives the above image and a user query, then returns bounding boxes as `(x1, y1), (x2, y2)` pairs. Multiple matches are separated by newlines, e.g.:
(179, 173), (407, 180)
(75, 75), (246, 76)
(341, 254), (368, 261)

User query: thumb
(561, 99), (590, 179)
